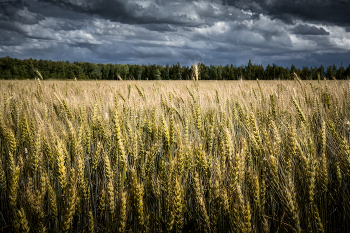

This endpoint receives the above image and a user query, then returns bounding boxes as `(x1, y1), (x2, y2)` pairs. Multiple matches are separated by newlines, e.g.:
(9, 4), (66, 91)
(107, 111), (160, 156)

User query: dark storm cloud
(30, 1), (89, 21)
(0, 21), (25, 35)
(39, 0), (192, 25)
(0, 1), (44, 24)
(143, 24), (177, 32)
(0, 0), (349, 68)
(39, 0), (252, 27)
(292, 24), (330, 35)
(225, 0), (350, 26)
(0, 29), (27, 46)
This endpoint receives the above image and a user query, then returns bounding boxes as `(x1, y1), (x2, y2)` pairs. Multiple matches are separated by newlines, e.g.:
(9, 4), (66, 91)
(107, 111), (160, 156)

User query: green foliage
(1, 57), (350, 80)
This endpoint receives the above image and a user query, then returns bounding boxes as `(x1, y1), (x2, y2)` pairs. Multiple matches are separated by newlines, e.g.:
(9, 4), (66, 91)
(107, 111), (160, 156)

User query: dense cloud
(0, 0), (349, 67)
(226, 0), (350, 27)
(292, 24), (330, 35)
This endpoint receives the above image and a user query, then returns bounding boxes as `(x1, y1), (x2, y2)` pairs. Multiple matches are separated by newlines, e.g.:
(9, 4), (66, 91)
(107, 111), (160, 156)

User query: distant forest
(1, 56), (350, 80)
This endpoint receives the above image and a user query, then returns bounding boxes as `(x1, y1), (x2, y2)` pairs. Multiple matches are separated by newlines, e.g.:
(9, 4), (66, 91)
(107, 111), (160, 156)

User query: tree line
(1, 56), (349, 80)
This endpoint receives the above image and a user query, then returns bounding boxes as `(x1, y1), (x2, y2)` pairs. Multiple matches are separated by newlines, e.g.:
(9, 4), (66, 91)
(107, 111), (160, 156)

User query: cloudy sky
(0, 0), (350, 67)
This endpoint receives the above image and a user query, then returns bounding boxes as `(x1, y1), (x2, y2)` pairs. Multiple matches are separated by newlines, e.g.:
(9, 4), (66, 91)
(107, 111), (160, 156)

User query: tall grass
(0, 78), (349, 232)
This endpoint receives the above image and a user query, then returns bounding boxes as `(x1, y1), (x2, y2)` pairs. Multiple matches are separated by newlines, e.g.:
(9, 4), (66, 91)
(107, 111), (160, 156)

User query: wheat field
(0, 78), (349, 232)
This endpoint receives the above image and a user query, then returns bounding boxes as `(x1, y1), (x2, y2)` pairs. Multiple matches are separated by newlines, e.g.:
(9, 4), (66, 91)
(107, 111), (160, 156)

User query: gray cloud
(292, 24), (330, 35)
(39, 0), (256, 27)
(0, 1), (44, 24)
(143, 24), (178, 32)
(226, 0), (350, 27)
(0, 0), (349, 68)
(0, 29), (27, 46)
